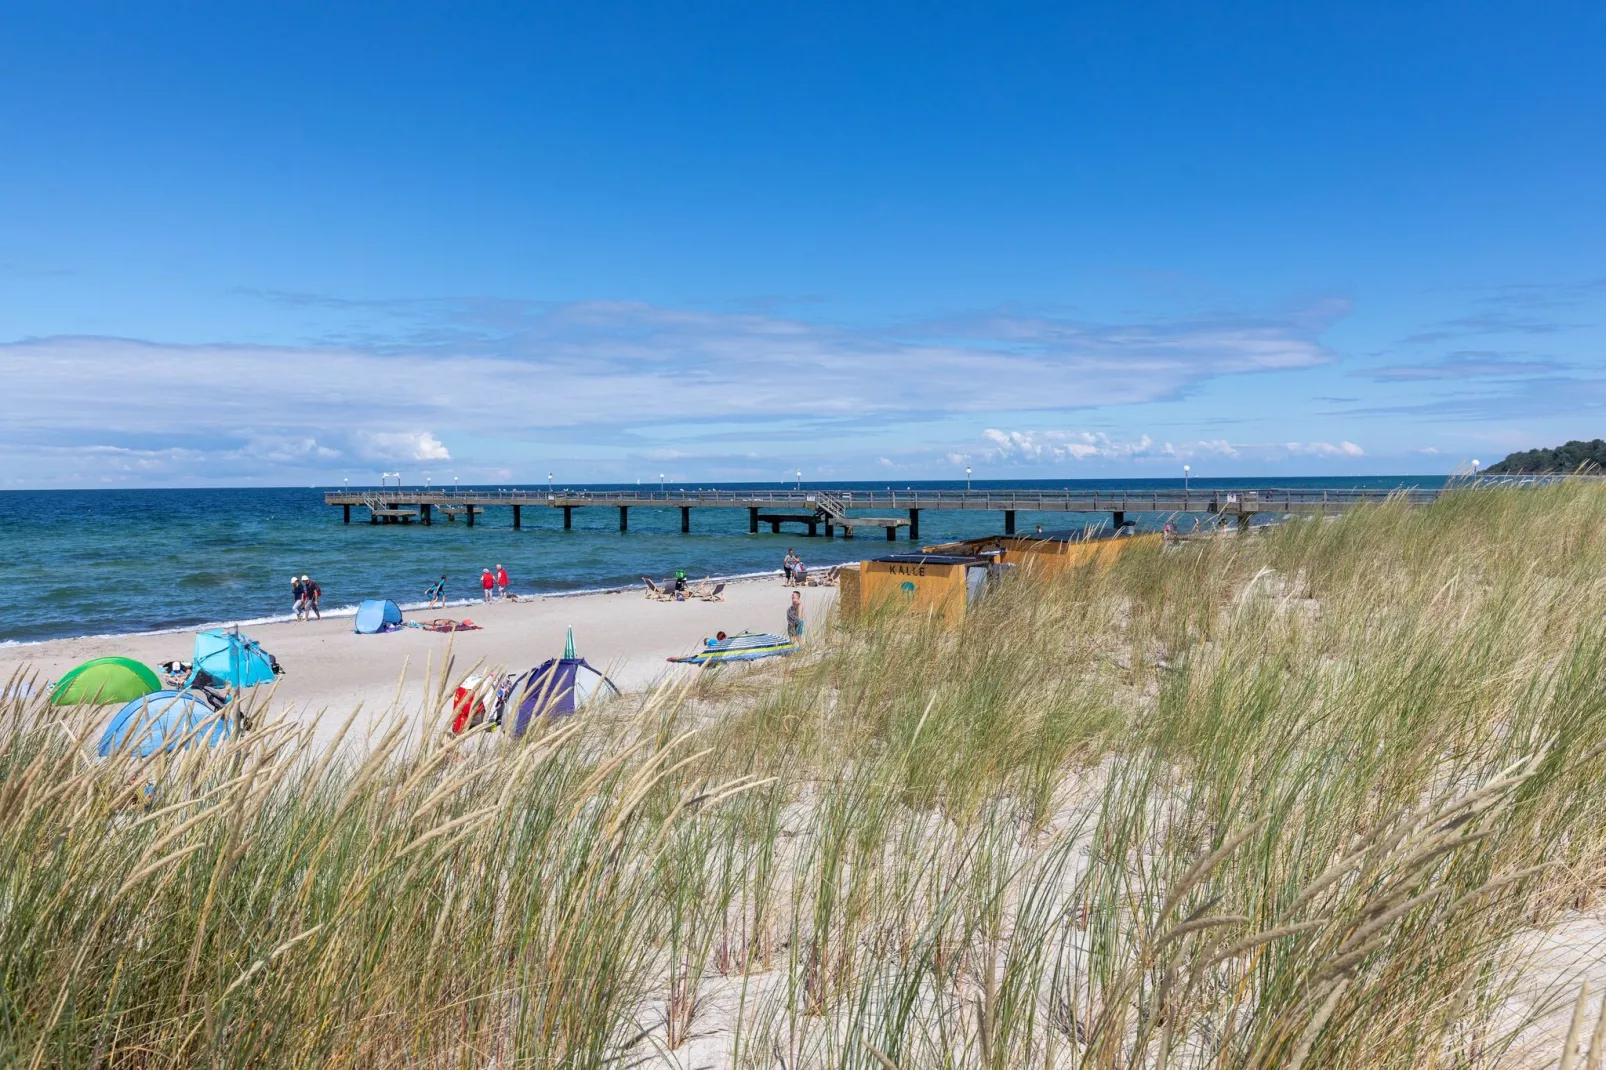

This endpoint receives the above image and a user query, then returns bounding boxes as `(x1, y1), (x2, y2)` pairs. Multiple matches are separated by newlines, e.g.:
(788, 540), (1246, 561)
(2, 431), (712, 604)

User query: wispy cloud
(0, 296), (1345, 484)
(1362, 350), (1570, 381)
(1400, 313), (1584, 345)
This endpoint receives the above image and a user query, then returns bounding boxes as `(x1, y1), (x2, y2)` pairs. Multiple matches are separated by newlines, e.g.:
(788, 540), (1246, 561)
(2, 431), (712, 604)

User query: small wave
(0, 560), (856, 648)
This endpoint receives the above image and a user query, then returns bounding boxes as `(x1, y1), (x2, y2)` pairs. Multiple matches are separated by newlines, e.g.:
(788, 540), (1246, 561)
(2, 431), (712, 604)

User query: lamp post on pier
(548, 471), (553, 494)
(796, 469), (802, 491)
(660, 473), (665, 494)
(1184, 464), (1191, 494)
(965, 466), (972, 492)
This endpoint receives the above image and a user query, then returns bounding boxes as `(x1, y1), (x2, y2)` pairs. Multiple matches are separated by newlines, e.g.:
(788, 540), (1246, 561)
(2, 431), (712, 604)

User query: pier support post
(421, 503), (431, 525)
(466, 506), (475, 527)
(749, 507), (759, 534)
(885, 526), (896, 541)
(908, 508), (920, 540)
(343, 504), (350, 524)
(1237, 514), (1251, 532)
(1112, 510), (1124, 530)
(513, 505), (521, 530)
(563, 506), (572, 529)
(824, 520), (834, 538)
(1004, 510), (1016, 535)
(808, 519), (818, 537)
(844, 525), (854, 540)
(769, 520), (781, 534)
(619, 507), (629, 532)
(681, 506), (690, 533)
(370, 509), (378, 525)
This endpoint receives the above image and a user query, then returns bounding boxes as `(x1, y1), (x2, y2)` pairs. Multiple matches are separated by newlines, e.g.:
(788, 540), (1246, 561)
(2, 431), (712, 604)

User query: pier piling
(681, 506), (690, 533)
(619, 507), (629, 532)
(908, 508), (920, 540)
(1005, 510), (1016, 535)
(563, 506), (572, 529)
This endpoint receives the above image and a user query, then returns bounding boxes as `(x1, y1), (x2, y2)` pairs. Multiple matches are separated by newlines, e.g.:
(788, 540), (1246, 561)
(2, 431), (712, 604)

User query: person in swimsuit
(786, 591), (803, 640)
(426, 575), (447, 608)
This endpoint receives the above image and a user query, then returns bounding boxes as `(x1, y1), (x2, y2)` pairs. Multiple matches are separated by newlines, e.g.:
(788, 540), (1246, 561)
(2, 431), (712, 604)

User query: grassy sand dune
(4, 481), (1606, 1067)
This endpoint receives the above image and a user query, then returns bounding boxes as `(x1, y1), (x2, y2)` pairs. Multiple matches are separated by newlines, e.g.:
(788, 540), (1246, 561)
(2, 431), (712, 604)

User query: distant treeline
(1485, 439), (1606, 474)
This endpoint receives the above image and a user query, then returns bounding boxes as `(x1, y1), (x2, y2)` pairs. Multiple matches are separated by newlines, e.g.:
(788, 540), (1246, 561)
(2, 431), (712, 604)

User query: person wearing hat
(291, 575), (306, 621)
(303, 575), (322, 620)
(481, 568), (495, 603)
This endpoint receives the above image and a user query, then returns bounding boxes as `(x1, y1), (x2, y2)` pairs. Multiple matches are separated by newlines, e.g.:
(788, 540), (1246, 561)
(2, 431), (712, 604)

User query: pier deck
(327, 485), (1447, 539)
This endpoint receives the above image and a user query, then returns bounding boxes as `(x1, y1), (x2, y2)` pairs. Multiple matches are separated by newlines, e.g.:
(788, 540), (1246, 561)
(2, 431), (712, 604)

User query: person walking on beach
(782, 549), (797, 586)
(291, 575), (306, 621)
(302, 575), (322, 620)
(786, 591), (803, 640)
(495, 564), (509, 599)
(426, 574), (447, 608)
(481, 568), (495, 603)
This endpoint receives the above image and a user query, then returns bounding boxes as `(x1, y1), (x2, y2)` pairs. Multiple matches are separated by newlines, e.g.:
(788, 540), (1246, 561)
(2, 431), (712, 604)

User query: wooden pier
(327, 485), (1446, 539)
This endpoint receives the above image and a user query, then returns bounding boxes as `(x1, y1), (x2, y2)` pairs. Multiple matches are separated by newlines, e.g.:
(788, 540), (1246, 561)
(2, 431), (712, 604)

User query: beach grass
(4, 479), (1606, 1066)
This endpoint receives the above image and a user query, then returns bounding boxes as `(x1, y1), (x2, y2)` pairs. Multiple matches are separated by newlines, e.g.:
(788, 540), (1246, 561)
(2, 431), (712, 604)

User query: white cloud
(1286, 440), (1365, 457)
(1416, 446), (1441, 454)
(980, 429), (1242, 463)
(352, 431), (451, 462)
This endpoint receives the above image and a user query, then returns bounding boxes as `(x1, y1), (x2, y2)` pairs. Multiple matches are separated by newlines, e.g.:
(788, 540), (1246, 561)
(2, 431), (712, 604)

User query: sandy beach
(1, 576), (836, 747)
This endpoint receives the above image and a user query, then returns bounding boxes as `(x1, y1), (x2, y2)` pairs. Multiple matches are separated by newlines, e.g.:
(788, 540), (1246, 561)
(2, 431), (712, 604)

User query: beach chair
(819, 566), (840, 587)
(697, 582), (726, 602)
(642, 577), (666, 599)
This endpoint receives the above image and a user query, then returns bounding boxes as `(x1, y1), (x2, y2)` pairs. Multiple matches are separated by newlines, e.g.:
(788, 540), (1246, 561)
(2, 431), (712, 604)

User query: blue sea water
(0, 477), (1444, 644)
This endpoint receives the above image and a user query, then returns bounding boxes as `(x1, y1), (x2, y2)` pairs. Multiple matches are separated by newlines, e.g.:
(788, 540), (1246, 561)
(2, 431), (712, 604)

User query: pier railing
(325, 485), (1445, 510)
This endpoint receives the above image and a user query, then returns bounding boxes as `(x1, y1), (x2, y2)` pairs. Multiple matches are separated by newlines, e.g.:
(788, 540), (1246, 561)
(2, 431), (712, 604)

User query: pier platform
(325, 485), (1447, 540)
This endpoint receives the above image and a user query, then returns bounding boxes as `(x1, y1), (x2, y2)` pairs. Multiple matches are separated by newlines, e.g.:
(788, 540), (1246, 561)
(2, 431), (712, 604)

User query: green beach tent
(49, 657), (162, 706)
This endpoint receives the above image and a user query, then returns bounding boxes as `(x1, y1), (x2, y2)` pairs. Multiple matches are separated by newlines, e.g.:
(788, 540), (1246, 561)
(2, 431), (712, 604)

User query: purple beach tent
(508, 627), (619, 735)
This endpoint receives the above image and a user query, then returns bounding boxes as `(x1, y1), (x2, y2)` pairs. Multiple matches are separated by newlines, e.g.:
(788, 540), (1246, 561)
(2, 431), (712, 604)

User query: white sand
(2, 577), (836, 747)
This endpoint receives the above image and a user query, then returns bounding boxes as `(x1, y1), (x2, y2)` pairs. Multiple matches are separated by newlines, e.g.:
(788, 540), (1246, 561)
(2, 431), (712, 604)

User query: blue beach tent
(187, 629), (281, 690)
(354, 599), (403, 634)
(98, 691), (232, 758)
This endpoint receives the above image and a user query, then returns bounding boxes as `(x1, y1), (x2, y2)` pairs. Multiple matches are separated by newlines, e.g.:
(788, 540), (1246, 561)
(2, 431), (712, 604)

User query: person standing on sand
(495, 564), (509, 599)
(794, 555), (807, 586)
(303, 575), (322, 620)
(786, 591), (803, 640)
(481, 568), (495, 603)
(426, 574), (447, 608)
(291, 575), (306, 621)
(782, 549), (797, 586)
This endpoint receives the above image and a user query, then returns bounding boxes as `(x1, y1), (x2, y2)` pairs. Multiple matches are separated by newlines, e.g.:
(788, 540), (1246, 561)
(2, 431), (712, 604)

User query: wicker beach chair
(697, 582), (726, 602)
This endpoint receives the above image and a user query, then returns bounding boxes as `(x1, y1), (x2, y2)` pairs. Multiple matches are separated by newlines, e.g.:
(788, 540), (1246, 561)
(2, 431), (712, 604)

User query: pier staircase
(810, 491), (908, 540)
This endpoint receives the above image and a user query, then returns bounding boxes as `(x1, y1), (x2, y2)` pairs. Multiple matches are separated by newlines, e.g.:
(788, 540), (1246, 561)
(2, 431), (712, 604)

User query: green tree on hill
(1485, 438), (1606, 473)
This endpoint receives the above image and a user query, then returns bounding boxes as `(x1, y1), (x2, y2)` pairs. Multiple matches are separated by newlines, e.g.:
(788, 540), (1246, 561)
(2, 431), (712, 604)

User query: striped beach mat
(669, 631), (799, 665)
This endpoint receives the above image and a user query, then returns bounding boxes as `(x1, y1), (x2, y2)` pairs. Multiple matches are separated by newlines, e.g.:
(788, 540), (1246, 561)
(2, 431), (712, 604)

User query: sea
(0, 477), (1446, 645)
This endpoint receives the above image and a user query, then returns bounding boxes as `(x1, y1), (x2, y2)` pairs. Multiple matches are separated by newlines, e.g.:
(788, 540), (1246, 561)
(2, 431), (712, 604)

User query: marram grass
(5, 480), (1606, 1067)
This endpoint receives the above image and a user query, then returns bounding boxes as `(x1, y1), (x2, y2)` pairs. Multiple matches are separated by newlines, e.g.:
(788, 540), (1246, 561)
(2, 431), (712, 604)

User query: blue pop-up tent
(98, 691), (232, 758)
(186, 630), (280, 690)
(354, 599), (403, 634)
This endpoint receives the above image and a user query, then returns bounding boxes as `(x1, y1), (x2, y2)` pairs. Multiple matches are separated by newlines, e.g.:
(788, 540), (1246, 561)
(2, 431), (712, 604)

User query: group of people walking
(290, 574), (322, 621)
(481, 564), (509, 602)
(424, 564), (511, 607)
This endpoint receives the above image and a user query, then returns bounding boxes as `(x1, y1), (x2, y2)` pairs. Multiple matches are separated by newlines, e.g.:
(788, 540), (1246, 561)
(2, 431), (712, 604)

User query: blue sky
(2, 1), (1603, 487)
